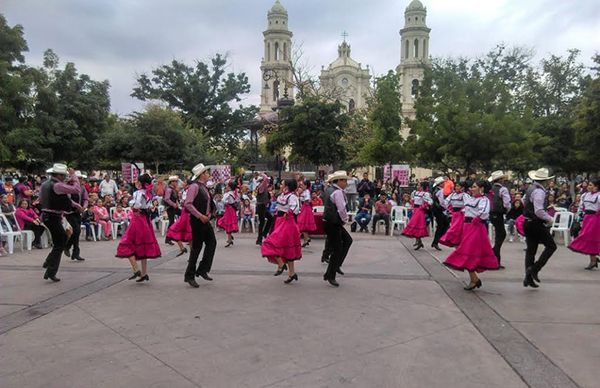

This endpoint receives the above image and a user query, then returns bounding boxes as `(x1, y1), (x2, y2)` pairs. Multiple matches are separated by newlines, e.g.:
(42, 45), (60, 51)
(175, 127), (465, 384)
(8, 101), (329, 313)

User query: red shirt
(311, 197), (323, 207)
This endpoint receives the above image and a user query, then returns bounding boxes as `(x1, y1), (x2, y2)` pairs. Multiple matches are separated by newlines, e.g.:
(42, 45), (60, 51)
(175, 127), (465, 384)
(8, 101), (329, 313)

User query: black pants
(256, 203), (273, 241)
(324, 222), (353, 280)
(24, 221), (45, 245)
(372, 213), (390, 234)
(432, 210), (449, 245)
(185, 218), (217, 280)
(64, 213), (82, 258)
(165, 207), (181, 242)
(490, 213), (506, 265)
(524, 219), (557, 274)
(42, 212), (67, 277)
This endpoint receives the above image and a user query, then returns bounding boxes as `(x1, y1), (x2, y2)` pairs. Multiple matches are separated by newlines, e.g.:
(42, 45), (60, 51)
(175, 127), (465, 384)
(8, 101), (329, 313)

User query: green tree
(574, 54), (600, 172)
(131, 55), (257, 159)
(340, 109), (372, 170)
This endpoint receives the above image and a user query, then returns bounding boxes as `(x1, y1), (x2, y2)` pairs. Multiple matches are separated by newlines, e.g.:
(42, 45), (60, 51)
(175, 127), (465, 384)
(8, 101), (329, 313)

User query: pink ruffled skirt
(261, 212), (302, 263)
(569, 212), (600, 255)
(402, 207), (429, 238)
(166, 210), (192, 242)
(116, 211), (161, 260)
(440, 210), (464, 247)
(444, 221), (499, 273)
(297, 202), (317, 232)
(217, 204), (239, 233)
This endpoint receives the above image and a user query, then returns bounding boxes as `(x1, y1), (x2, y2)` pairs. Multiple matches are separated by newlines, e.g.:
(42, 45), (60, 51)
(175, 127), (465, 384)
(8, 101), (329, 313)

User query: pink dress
(261, 193), (302, 263)
(93, 206), (112, 237)
(440, 192), (467, 247)
(568, 192), (600, 255)
(297, 190), (316, 232)
(217, 191), (239, 233)
(444, 196), (499, 273)
(116, 190), (161, 260)
(402, 190), (431, 238)
(166, 209), (192, 242)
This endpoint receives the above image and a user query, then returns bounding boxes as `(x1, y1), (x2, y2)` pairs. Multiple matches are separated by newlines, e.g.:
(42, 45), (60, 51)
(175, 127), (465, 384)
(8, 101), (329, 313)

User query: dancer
(402, 181), (432, 250)
(522, 168), (557, 288)
(431, 176), (449, 251)
(217, 181), (240, 247)
(255, 173), (273, 245)
(164, 175), (181, 245)
(320, 179), (335, 263)
(488, 170), (511, 269)
(568, 179), (600, 269)
(297, 180), (316, 247)
(444, 180), (499, 290)
(64, 171), (88, 261)
(323, 171), (353, 287)
(261, 179), (301, 284)
(40, 164), (81, 282)
(116, 174), (161, 282)
(184, 164), (216, 288)
(165, 206), (192, 257)
(439, 181), (469, 248)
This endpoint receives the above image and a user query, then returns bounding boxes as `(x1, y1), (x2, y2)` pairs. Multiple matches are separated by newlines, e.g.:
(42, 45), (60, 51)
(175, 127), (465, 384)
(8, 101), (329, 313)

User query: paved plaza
(1, 229), (598, 388)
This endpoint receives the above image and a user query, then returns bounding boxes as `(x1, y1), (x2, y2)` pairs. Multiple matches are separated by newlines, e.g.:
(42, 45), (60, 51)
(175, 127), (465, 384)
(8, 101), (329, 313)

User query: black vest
(256, 188), (269, 205)
(166, 186), (178, 209)
(192, 182), (211, 215)
(524, 184), (544, 221)
(323, 186), (343, 225)
(41, 179), (72, 211)
(491, 183), (505, 214)
(71, 186), (84, 206)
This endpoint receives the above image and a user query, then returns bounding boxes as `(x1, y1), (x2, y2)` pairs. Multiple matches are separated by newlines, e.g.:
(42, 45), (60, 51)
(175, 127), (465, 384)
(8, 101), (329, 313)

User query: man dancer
(64, 171), (88, 261)
(323, 171), (353, 287)
(255, 173), (273, 245)
(164, 175), (180, 245)
(431, 177), (449, 251)
(320, 178), (336, 264)
(523, 168), (557, 288)
(40, 164), (81, 282)
(488, 170), (511, 269)
(184, 164), (217, 288)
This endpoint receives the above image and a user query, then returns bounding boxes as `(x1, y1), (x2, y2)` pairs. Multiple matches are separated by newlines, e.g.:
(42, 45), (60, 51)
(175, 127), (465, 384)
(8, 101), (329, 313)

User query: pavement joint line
(0, 251), (181, 336)
(398, 237), (580, 388)
(73, 303), (201, 388)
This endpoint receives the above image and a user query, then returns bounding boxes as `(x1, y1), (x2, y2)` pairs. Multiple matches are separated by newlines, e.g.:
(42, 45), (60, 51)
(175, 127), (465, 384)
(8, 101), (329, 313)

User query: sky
(3, 0), (599, 115)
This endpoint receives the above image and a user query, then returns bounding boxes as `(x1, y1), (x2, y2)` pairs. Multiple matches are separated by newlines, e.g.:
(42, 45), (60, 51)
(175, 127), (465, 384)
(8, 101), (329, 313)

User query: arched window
(411, 79), (419, 97)
(274, 42), (279, 61)
(348, 99), (356, 114)
(272, 80), (280, 102)
(405, 39), (409, 59)
(283, 42), (287, 61)
(414, 39), (419, 58)
(267, 43), (271, 61)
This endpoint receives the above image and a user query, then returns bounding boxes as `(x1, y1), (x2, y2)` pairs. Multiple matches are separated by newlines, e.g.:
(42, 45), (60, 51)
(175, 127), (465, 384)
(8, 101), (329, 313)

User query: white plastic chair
(550, 211), (574, 245)
(0, 214), (24, 254)
(390, 206), (408, 236)
(109, 207), (127, 238)
(81, 223), (97, 242)
(312, 206), (324, 213)
(9, 213), (34, 250)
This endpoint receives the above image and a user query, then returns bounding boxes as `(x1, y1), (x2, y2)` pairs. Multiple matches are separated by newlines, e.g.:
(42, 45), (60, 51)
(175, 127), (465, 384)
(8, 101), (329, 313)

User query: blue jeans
(355, 212), (371, 231)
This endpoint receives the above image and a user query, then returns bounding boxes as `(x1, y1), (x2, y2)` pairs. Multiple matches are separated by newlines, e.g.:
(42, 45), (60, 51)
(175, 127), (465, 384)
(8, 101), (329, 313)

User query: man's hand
(198, 214), (209, 223)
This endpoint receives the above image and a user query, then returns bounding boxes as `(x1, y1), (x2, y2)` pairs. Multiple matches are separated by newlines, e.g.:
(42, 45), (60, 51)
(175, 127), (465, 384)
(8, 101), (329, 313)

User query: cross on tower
(341, 31), (348, 42)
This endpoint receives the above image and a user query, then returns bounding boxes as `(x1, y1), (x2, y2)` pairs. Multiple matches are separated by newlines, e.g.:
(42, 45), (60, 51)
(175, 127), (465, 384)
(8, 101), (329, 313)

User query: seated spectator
(355, 193), (373, 232)
(149, 199), (160, 229)
(93, 199), (112, 240)
(268, 193), (278, 215)
(546, 194), (557, 218)
(372, 193), (392, 235)
(240, 198), (254, 231)
(556, 189), (572, 209)
(14, 199), (45, 248)
(570, 194), (581, 215)
(0, 194), (17, 230)
(81, 204), (95, 241)
(111, 204), (129, 235)
(505, 199), (523, 242)
(14, 176), (33, 204)
(103, 194), (116, 210)
(389, 192), (400, 207)
(310, 191), (323, 207)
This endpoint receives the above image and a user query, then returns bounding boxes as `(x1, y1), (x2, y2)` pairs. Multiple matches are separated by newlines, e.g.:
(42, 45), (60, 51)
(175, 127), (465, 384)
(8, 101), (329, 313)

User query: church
(259, 0), (431, 123)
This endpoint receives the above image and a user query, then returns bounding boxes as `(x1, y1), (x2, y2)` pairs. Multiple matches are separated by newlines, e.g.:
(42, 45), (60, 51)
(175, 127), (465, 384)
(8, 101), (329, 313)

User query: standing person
(323, 171), (353, 287)
(444, 180), (499, 290)
(568, 179), (600, 269)
(320, 180), (335, 264)
(15, 199), (45, 249)
(217, 181), (240, 247)
(522, 168), (557, 288)
(166, 182), (193, 257)
(255, 173), (273, 245)
(440, 181), (469, 248)
(40, 164), (81, 282)
(116, 174), (161, 282)
(431, 176), (449, 251)
(261, 179), (302, 284)
(184, 164), (216, 288)
(64, 171), (88, 261)
(346, 175), (358, 212)
(372, 193), (392, 235)
(402, 181), (432, 250)
(99, 174), (117, 199)
(297, 180), (316, 247)
(164, 176), (181, 245)
(357, 172), (375, 200)
(488, 171), (511, 269)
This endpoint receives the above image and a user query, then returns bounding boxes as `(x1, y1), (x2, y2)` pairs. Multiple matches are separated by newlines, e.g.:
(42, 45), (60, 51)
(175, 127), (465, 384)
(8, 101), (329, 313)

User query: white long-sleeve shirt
(464, 195), (490, 220)
(579, 191), (600, 213)
(411, 190), (432, 206)
(276, 192), (300, 215)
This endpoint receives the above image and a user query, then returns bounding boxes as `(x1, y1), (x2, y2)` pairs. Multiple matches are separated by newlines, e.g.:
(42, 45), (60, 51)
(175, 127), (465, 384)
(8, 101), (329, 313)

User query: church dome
(406, 0), (425, 11)
(269, 1), (288, 16)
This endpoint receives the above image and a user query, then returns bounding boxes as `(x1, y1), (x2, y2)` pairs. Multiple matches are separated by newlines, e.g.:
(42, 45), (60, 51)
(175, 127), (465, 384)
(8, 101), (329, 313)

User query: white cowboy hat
(46, 163), (68, 175)
(168, 175), (179, 182)
(488, 170), (507, 182)
(528, 168), (554, 181)
(75, 170), (87, 179)
(327, 170), (351, 183)
(191, 163), (210, 181)
(433, 176), (445, 187)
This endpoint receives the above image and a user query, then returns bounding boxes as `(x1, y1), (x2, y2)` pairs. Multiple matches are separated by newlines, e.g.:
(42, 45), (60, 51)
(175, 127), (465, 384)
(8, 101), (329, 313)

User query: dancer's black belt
(277, 211), (286, 217)
(464, 217), (473, 223)
(452, 207), (462, 212)
(584, 210), (597, 215)
(413, 205), (420, 208)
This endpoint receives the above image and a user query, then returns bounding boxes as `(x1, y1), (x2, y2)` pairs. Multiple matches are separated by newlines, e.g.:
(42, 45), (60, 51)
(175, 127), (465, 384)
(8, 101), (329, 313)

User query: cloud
(3, 0), (599, 114)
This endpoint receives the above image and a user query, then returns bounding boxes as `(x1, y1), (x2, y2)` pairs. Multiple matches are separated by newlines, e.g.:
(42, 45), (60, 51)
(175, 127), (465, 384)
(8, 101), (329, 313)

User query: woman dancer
(116, 174), (161, 282)
(261, 179), (301, 284)
(568, 179), (600, 269)
(297, 180), (316, 247)
(217, 181), (240, 247)
(165, 208), (192, 257)
(444, 180), (499, 290)
(402, 181), (432, 250)
(439, 181), (469, 247)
